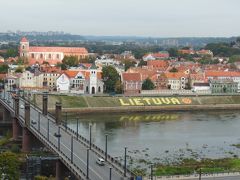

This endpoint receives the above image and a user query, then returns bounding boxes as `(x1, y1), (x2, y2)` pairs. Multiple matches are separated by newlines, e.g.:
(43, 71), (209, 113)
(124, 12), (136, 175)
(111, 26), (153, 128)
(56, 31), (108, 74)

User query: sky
(0, 0), (240, 37)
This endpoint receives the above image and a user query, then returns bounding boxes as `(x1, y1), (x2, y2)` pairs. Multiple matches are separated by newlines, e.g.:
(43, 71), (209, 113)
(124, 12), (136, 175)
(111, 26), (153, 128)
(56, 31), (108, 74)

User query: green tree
(168, 48), (178, 57)
(229, 55), (240, 63)
(124, 60), (136, 71)
(169, 67), (178, 73)
(142, 78), (155, 90)
(102, 66), (120, 93)
(0, 152), (20, 179)
(138, 60), (147, 67)
(0, 64), (9, 73)
(5, 48), (18, 58)
(114, 80), (123, 94)
(62, 56), (79, 67)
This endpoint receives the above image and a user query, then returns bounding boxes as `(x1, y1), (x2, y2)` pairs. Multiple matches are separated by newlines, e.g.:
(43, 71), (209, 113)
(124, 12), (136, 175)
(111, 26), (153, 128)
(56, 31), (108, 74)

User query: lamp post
(124, 147), (127, 177)
(150, 164), (153, 180)
(105, 134), (108, 161)
(109, 167), (112, 180)
(65, 112), (68, 130)
(87, 148), (89, 179)
(199, 168), (202, 180)
(76, 118), (79, 140)
(89, 124), (92, 150)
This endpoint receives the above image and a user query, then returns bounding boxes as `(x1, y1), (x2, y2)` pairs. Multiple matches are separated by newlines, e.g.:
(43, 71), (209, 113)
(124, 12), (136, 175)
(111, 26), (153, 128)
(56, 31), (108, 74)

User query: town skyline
(1, 0), (240, 37)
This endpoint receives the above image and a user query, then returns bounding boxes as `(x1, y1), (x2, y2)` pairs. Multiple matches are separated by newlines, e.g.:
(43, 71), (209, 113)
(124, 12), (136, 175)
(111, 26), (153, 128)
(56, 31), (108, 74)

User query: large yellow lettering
(152, 98), (162, 105)
(142, 98), (151, 105)
(129, 99), (135, 105)
(161, 98), (171, 105)
(133, 98), (144, 106)
(119, 99), (130, 106)
(171, 98), (181, 105)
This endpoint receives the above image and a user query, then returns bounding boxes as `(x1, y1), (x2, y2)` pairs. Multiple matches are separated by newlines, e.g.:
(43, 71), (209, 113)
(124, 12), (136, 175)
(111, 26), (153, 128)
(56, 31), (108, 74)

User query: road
(3, 92), (129, 180)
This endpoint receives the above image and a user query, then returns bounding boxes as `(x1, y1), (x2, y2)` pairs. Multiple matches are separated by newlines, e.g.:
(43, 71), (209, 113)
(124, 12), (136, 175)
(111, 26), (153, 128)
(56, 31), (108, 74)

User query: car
(96, 158), (105, 166)
(20, 104), (24, 109)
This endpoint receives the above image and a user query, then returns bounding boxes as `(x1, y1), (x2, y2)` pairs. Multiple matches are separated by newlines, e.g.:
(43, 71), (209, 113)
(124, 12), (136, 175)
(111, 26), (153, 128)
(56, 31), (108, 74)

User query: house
(19, 37), (88, 65)
(122, 73), (142, 95)
(205, 71), (240, 90)
(0, 56), (4, 63)
(196, 49), (213, 57)
(143, 51), (169, 61)
(164, 72), (189, 90)
(178, 49), (195, 55)
(150, 73), (168, 90)
(4, 73), (21, 90)
(147, 60), (169, 71)
(210, 79), (238, 93)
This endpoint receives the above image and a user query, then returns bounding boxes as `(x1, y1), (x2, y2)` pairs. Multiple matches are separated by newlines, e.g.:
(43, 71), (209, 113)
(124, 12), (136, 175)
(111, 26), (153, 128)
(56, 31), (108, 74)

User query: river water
(67, 110), (240, 166)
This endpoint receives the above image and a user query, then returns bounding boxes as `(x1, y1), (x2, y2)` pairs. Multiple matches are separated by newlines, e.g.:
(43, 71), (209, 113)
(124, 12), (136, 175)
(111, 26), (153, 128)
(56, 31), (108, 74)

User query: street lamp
(124, 147), (127, 177)
(105, 134), (108, 161)
(199, 168), (202, 180)
(89, 124), (92, 150)
(150, 164), (153, 180)
(109, 167), (112, 180)
(87, 148), (89, 179)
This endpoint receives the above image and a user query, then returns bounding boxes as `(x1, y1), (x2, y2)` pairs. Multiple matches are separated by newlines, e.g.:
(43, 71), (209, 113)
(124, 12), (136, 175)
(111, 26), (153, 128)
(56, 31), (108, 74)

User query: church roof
(29, 46), (88, 54)
(20, 37), (28, 42)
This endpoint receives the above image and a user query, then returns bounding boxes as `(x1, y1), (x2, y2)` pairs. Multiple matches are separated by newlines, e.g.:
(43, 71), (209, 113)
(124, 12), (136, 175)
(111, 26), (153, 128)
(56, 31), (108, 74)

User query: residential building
(210, 79), (238, 93)
(122, 73), (142, 95)
(165, 72), (189, 90)
(143, 51), (169, 61)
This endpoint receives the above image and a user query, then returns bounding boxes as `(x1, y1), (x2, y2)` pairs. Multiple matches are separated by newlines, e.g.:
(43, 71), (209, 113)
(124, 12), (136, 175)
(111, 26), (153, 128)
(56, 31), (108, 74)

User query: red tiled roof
(147, 60), (169, 68)
(122, 73), (141, 82)
(29, 47), (88, 54)
(205, 71), (240, 77)
(21, 37), (28, 42)
(164, 72), (188, 79)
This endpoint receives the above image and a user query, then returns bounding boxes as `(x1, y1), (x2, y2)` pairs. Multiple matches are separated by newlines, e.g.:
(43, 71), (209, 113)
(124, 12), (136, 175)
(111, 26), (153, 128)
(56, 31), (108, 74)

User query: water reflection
(67, 111), (240, 163)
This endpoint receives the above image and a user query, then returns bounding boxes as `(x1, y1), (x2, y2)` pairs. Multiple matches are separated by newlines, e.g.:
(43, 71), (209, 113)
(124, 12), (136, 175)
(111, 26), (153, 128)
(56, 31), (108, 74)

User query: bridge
(0, 91), (134, 180)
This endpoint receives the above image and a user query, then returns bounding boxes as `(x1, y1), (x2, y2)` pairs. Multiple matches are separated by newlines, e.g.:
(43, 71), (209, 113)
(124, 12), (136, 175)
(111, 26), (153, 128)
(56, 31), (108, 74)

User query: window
(31, 54), (34, 58)
(48, 54), (51, 59)
(40, 54), (43, 59)
(57, 54), (60, 59)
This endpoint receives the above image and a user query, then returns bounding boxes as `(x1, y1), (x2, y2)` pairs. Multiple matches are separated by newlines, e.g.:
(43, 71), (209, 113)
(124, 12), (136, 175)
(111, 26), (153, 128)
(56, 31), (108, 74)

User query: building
(210, 79), (238, 93)
(122, 73), (142, 95)
(205, 71), (240, 90)
(19, 37), (88, 65)
(192, 83), (210, 92)
(147, 60), (169, 71)
(165, 72), (189, 90)
(56, 66), (103, 94)
(142, 51), (169, 61)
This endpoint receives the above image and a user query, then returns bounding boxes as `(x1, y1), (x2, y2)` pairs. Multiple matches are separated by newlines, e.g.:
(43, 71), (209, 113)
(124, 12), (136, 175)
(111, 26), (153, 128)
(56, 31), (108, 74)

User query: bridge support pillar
(12, 117), (21, 140)
(56, 160), (69, 180)
(22, 127), (31, 152)
(55, 102), (62, 125)
(14, 95), (19, 117)
(25, 102), (30, 127)
(42, 93), (48, 116)
(3, 107), (10, 122)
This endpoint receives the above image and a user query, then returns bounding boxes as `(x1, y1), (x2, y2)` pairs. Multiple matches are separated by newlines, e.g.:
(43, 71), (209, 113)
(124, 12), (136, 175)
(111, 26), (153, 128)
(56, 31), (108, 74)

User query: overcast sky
(1, 0), (239, 37)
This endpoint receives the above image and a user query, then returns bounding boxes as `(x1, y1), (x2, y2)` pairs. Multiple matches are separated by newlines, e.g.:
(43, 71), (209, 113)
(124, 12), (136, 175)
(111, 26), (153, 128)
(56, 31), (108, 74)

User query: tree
(124, 60), (136, 71)
(0, 64), (9, 73)
(169, 67), (178, 73)
(0, 152), (20, 179)
(142, 78), (155, 90)
(102, 66), (120, 93)
(114, 80), (123, 94)
(15, 67), (23, 73)
(62, 56), (79, 67)
(138, 60), (147, 67)
(229, 55), (240, 63)
(168, 48), (178, 57)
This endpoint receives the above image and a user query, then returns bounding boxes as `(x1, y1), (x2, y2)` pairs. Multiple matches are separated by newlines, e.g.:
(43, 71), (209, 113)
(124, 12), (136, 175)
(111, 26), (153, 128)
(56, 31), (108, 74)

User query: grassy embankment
(33, 94), (240, 109)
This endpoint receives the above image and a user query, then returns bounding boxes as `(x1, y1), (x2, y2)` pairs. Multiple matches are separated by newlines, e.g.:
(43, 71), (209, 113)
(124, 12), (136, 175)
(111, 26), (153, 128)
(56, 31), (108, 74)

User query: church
(19, 37), (88, 65)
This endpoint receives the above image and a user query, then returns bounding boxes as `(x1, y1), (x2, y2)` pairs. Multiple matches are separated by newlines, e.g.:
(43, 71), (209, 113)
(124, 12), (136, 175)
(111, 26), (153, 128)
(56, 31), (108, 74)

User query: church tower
(89, 64), (98, 94)
(19, 37), (29, 58)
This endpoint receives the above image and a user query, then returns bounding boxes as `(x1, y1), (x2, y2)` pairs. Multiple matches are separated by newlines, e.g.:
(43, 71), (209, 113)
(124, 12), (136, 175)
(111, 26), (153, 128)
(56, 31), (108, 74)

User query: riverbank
(32, 94), (240, 113)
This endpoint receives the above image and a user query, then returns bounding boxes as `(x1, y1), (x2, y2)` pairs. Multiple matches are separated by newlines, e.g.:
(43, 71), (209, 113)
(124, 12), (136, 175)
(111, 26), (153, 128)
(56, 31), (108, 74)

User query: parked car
(96, 158), (105, 166)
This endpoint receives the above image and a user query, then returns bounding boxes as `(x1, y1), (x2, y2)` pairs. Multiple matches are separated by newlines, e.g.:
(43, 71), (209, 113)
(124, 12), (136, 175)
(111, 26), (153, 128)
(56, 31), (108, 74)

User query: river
(66, 110), (240, 167)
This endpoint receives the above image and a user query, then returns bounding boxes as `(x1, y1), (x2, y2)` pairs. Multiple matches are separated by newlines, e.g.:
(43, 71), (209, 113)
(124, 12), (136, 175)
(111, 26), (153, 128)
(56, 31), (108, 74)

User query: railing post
(42, 93), (48, 116)
(25, 102), (30, 127)
(65, 112), (68, 130)
(109, 167), (112, 180)
(55, 102), (62, 125)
